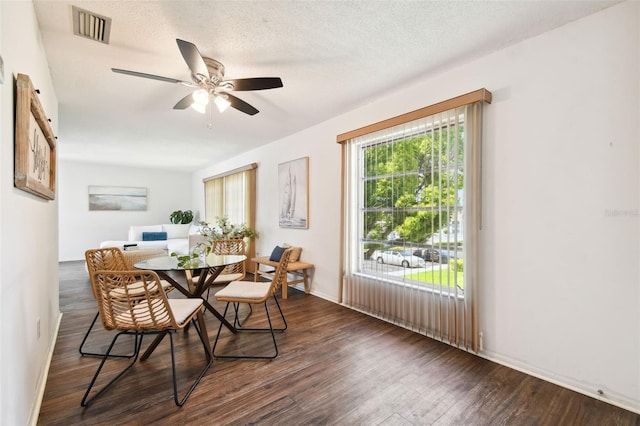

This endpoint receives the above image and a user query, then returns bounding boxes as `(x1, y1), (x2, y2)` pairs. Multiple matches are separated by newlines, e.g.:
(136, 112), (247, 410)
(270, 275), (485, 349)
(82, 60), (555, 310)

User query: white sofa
(100, 224), (195, 255)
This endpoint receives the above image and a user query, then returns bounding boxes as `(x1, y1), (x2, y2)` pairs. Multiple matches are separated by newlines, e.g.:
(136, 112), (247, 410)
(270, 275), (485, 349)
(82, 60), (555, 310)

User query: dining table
(134, 253), (247, 360)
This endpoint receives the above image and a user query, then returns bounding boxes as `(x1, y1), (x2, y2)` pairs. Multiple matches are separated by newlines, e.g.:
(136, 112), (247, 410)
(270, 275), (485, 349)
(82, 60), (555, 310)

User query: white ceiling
(33, 0), (618, 172)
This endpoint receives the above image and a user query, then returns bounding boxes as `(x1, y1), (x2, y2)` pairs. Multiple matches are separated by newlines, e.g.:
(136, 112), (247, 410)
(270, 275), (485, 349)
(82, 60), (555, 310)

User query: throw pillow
(128, 225), (162, 241)
(290, 246), (302, 262)
(269, 245), (286, 262)
(162, 223), (191, 239)
(142, 231), (168, 241)
(281, 243), (302, 262)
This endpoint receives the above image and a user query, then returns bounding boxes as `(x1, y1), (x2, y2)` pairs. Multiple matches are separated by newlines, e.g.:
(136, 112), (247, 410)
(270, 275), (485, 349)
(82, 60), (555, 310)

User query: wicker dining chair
(81, 248), (171, 358)
(81, 269), (212, 407)
(191, 238), (246, 287)
(212, 248), (291, 360)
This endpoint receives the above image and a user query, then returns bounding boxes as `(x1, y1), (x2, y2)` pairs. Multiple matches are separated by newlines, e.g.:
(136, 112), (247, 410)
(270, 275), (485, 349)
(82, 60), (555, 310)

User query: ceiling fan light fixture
(191, 89), (209, 113)
(214, 95), (231, 113)
(191, 102), (207, 114)
(192, 88), (209, 104)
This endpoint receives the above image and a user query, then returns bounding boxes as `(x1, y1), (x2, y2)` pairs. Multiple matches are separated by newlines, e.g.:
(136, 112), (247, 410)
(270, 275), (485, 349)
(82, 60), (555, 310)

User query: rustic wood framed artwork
(14, 73), (56, 200)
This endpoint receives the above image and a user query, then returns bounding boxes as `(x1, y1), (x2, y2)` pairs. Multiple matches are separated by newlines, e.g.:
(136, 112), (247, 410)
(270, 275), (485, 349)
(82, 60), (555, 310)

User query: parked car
(437, 249), (458, 264)
(371, 250), (426, 268)
(413, 247), (462, 264)
(413, 247), (441, 263)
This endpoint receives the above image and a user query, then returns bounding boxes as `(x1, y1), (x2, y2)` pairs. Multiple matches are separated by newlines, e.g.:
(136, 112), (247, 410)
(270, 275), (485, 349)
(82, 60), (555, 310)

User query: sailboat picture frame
(278, 156), (309, 229)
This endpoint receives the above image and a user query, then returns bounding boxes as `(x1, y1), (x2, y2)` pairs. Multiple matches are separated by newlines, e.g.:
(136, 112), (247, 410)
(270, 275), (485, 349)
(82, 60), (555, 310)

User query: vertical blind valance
(336, 89), (491, 144)
(202, 163), (257, 182)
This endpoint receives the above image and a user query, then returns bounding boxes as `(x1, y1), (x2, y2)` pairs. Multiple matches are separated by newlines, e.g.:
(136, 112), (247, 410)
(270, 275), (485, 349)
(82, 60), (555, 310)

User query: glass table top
(134, 254), (246, 271)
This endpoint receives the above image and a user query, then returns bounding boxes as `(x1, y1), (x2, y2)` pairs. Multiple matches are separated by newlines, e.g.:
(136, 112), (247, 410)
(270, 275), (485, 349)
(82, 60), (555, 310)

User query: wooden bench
(252, 256), (314, 299)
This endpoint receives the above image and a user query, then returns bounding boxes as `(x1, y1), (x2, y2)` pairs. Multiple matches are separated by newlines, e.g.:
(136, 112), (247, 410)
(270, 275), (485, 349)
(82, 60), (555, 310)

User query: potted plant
(199, 215), (258, 240)
(169, 210), (193, 224)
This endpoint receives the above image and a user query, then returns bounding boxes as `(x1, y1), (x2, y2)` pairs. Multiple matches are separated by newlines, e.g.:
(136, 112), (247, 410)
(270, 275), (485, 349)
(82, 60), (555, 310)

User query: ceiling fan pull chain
(207, 104), (214, 130)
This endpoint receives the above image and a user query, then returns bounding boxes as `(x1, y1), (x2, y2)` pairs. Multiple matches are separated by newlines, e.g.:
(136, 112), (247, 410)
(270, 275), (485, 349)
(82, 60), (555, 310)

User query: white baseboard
(288, 282), (338, 303)
(478, 349), (640, 415)
(28, 312), (63, 426)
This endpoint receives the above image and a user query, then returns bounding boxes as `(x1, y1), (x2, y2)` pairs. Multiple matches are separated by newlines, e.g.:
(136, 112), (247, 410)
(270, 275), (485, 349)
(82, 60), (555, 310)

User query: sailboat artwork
(278, 157), (309, 228)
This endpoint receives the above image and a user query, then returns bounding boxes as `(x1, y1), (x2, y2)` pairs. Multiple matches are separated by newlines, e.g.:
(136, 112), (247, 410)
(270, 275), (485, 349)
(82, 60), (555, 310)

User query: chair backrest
(92, 270), (183, 332)
(211, 239), (246, 277)
(268, 249), (292, 296)
(121, 248), (167, 269)
(86, 247), (128, 273)
(85, 248), (129, 299)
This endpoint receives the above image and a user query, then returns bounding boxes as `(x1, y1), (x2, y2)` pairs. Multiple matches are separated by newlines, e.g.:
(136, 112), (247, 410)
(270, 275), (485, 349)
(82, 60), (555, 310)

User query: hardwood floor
(38, 261), (639, 425)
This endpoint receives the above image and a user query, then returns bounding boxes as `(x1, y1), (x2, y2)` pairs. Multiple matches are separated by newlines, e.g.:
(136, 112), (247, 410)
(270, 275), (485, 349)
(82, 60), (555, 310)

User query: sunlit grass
(404, 268), (464, 289)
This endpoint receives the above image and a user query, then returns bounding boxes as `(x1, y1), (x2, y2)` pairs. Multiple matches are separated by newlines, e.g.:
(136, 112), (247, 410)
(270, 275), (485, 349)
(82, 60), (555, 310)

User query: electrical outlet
(37, 317), (41, 340)
(479, 331), (484, 351)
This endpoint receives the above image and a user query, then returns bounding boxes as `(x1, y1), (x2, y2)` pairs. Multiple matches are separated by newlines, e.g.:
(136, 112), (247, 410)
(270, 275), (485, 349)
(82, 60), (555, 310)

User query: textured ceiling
(33, 0), (619, 172)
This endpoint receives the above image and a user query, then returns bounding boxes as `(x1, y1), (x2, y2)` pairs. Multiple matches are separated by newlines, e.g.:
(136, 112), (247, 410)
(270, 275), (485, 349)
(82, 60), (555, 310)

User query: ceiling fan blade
(173, 93), (194, 110)
(224, 77), (283, 91)
(111, 68), (194, 86)
(225, 93), (259, 115)
(176, 39), (209, 81)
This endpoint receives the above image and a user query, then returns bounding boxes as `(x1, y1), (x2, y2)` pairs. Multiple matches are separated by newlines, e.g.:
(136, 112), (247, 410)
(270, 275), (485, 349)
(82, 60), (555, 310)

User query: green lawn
(404, 268), (464, 289)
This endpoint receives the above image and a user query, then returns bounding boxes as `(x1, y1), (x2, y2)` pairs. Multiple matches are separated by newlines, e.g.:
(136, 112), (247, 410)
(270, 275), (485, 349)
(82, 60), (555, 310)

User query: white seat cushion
(214, 273), (244, 283)
(167, 238), (189, 256)
(168, 299), (204, 326)
(215, 281), (271, 301)
(192, 272), (244, 284)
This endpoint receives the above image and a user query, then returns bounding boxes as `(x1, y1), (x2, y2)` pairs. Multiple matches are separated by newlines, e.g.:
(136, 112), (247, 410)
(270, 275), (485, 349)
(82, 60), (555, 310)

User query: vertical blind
(338, 89), (490, 352)
(203, 163), (258, 272)
(204, 165), (256, 226)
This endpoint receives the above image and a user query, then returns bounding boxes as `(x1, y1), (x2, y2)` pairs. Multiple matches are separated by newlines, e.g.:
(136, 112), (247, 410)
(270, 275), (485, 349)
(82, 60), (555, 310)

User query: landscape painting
(88, 186), (147, 211)
(278, 157), (308, 228)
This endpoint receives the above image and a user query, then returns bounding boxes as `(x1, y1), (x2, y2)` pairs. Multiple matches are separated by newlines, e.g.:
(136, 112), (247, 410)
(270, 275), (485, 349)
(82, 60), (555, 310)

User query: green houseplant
(199, 215), (258, 240)
(178, 216), (257, 265)
(169, 210), (193, 224)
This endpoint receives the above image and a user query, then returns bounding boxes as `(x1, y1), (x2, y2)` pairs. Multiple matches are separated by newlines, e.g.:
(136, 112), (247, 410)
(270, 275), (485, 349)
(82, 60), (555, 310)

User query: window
(358, 112), (465, 293)
(339, 89), (491, 351)
(203, 163), (257, 228)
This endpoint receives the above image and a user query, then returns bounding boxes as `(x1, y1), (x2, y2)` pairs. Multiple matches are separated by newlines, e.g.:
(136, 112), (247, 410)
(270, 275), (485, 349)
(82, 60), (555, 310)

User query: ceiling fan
(112, 39), (283, 116)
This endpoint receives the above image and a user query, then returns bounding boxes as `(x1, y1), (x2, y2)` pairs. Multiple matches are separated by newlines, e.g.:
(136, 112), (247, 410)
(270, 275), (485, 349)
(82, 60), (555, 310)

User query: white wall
(192, 130), (341, 301)
(193, 1), (640, 412)
(477, 2), (638, 411)
(0, 2), (60, 425)
(59, 160), (193, 261)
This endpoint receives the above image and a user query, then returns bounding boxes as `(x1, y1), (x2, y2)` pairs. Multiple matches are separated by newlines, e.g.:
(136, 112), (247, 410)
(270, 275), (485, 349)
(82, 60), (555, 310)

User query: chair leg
(271, 296), (288, 332)
(79, 311), (138, 359)
(263, 301), (279, 359)
(212, 298), (285, 360)
(170, 319), (213, 406)
(231, 297), (286, 332)
(212, 303), (232, 357)
(81, 331), (144, 407)
(231, 302), (253, 327)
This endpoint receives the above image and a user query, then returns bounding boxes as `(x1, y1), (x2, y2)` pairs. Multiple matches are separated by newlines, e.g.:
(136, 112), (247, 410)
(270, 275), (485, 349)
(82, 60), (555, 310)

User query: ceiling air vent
(72, 6), (111, 44)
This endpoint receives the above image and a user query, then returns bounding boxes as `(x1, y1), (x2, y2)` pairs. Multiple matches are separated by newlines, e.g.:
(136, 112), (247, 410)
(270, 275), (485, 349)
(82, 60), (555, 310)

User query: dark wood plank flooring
(38, 261), (639, 425)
